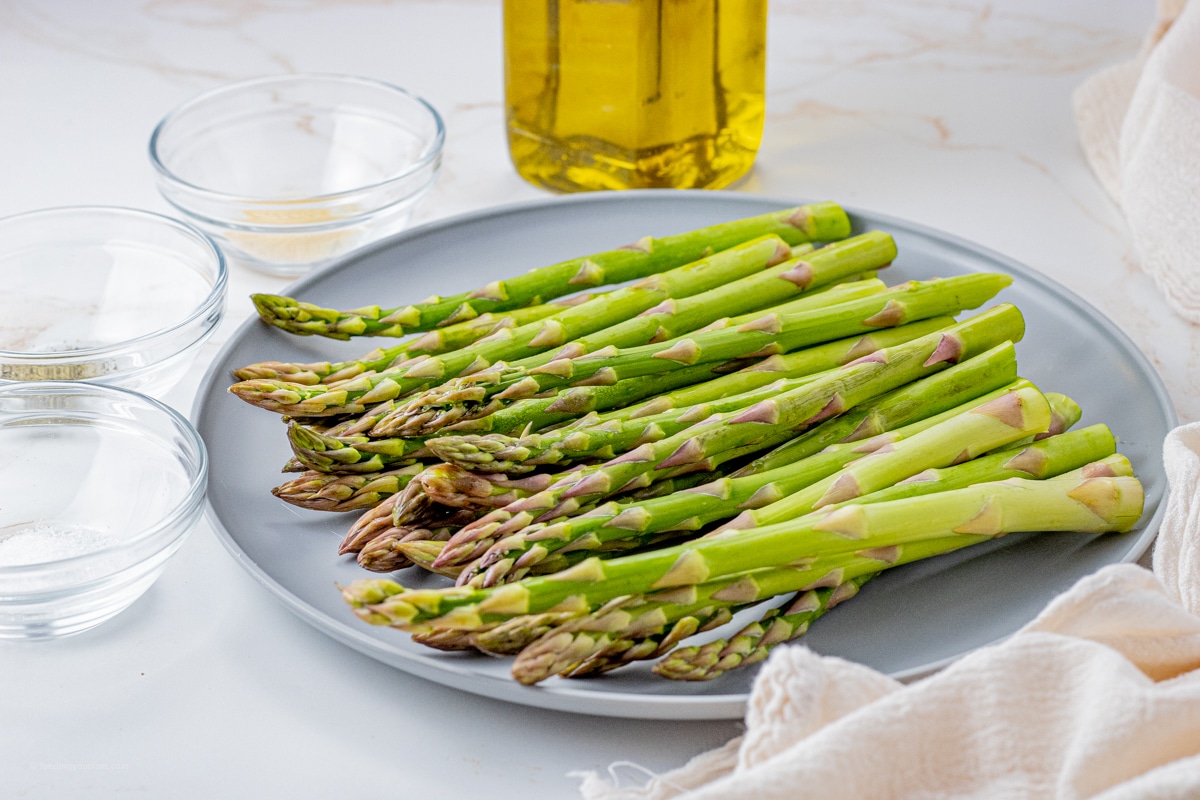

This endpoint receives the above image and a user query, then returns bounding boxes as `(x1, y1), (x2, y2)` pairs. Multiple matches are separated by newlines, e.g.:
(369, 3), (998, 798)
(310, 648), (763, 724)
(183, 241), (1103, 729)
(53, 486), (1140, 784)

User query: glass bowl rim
(0, 205), (228, 363)
(147, 72), (447, 206)
(0, 380), (209, 582)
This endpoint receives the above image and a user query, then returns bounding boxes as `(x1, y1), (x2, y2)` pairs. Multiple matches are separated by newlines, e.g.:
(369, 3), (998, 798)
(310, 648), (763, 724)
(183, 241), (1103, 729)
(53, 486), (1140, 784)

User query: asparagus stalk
(341, 472), (1142, 632)
(391, 540), (469, 579)
(524, 446), (1130, 681)
(250, 202), (851, 339)
(710, 383), (1054, 533)
(419, 464), (559, 513)
(386, 463), (566, 534)
(424, 317), (957, 473)
(433, 304), (1025, 569)
(652, 450), (1133, 681)
(232, 299), (591, 384)
(356, 515), (470, 573)
(271, 464), (425, 512)
(281, 364), (724, 475)
(415, 463), (739, 526)
(515, 577), (845, 683)
(395, 539), (605, 583)
(232, 235), (796, 415)
(427, 372), (828, 475)
(510, 594), (734, 684)
(380, 360), (737, 443)
(472, 612), (589, 656)
(339, 493), (405, 555)
(436, 338), (1019, 573)
(831, 427), (1122, 508)
(480, 480), (1093, 675)
(408, 451), (1129, 590)
(1042, 393), (1082, 439)
(370, 273), (1012, 435)
(463, 374), (1033, 586)
(374, 231), (899, 435)
(285, 422), (430, 475)
(650, 579), (869, 681)
(604, 317), (955, 423)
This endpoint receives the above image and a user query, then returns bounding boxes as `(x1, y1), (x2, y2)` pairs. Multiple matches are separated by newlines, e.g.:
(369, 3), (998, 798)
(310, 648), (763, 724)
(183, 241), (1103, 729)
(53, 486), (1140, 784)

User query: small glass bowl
(149, 73), (445, 276)
(0, 206), (227, 398)
(0, 382), (208, 640)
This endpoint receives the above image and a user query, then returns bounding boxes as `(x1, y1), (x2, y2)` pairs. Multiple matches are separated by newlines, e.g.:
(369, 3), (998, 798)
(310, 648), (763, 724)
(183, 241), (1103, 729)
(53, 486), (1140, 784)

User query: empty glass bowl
(0, 206), (227, 398)
(0, 382), (208, 640)
(149, 73), (445, 276)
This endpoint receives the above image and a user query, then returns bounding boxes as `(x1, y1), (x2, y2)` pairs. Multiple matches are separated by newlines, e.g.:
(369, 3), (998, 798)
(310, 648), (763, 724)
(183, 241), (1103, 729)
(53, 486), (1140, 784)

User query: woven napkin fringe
(580, 565), (1200, 800)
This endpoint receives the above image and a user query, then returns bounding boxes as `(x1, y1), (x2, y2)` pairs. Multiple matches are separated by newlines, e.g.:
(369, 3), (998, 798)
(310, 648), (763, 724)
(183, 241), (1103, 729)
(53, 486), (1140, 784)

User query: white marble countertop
(1, 1), (1184, 796)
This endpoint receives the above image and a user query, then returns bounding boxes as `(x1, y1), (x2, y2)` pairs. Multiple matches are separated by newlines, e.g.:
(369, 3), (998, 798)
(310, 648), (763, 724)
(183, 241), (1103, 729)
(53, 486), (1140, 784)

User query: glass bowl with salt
(0, 381), (207, 640)
(0, 206), (227, 398)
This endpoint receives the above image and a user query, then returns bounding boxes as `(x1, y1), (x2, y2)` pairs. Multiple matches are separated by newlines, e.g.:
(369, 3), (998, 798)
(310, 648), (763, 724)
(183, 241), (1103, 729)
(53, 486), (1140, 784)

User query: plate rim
(195, 189), (1176, 719)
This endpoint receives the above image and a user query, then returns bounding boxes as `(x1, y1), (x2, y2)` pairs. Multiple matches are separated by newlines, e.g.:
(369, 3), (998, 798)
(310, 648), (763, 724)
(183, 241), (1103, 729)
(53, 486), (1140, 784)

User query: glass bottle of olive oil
(503, 0), (767, 192)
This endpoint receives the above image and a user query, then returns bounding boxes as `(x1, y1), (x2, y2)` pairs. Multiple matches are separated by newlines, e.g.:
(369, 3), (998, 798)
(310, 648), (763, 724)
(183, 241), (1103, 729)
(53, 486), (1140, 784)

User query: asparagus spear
(371, 454), (1131, 655)
(709, 383), (1054, 533)
(410, 463), (739, 527)
(271, 464), (425, 512)
(650, 579), (868, 681)
(280, 363), (725, 476)
(729, 386), (1080, 482)
(356, 514), (471, 573)
(472, 612), (589, 656)
(1041, 393), (1082, 439)
(419, 464), (559, 513)
(433, 304), (1025, 569)
(390, 540), (469, 579)
(341, 472), (1143, 632)
(512, 574), (836, 684)
(232, 298), (593, 384)
(280, 270), (885, 437)
(395, 539), (610, 583)
(829, 427), (1122, 509)
(462, 375), (1034, 586)
(286, 421), (431, 474)
(524, 446), (1129, 680)
(370, 273), (1011, 435)
(600, 317), (955, 423)
(232, 235), (795, 415)
(436, 338), (1019, 573)
(374, 360), (737, 446)
(428, 372), (828, 475)
(653, 450), (1133, 681)
(250, 202), (852, 339)
(424, 317), (956, 473)
(374, 231), (899, 436)
(339, 492), (405, 555)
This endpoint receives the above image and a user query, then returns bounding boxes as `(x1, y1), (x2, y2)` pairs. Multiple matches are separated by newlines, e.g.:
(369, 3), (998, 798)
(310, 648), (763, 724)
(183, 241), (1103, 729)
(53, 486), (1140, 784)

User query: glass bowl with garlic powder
(0, 381), (207, 640)
(0, 206), (227, 398)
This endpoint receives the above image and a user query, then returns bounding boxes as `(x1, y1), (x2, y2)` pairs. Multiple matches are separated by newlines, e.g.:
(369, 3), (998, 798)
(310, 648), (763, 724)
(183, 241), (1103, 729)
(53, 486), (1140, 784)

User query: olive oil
(503, 0), (767, 192)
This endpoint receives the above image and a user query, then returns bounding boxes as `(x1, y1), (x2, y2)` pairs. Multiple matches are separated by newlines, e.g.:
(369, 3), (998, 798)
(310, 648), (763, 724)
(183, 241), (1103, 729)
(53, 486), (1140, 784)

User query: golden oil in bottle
(503, 0), (767, 192)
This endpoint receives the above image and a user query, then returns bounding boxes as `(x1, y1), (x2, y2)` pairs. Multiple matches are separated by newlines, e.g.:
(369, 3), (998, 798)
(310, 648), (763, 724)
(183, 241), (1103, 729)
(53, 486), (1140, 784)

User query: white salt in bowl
(0, 206), (227, 398)
(0, 381), (207, 640)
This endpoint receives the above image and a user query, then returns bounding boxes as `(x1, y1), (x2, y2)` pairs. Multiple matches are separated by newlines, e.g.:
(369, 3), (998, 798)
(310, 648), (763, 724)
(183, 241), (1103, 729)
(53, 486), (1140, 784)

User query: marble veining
(0, 4), (1191, 797)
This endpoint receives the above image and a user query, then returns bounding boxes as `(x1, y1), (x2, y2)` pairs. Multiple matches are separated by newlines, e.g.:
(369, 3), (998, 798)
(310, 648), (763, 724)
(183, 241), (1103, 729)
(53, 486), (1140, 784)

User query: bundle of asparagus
(228, 202), (1144, 686)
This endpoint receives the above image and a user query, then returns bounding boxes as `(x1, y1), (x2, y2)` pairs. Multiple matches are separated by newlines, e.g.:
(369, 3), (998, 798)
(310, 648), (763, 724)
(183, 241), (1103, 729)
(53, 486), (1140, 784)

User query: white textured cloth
(577, 425), (1200, 798)
(1074, 0), (1200, 321)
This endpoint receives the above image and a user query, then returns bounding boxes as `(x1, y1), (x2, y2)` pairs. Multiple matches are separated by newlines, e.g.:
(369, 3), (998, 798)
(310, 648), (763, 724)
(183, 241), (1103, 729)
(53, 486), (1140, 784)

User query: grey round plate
(195, 191), (1175, 720)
